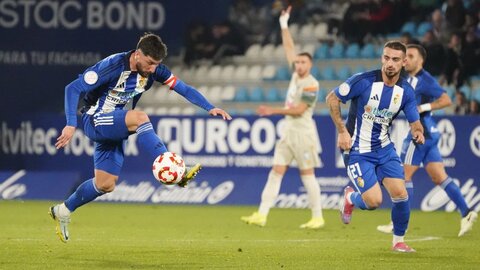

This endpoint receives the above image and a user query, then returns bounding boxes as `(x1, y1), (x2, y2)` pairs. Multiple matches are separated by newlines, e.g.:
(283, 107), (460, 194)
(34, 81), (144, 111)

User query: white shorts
(272, 131), (320, 170)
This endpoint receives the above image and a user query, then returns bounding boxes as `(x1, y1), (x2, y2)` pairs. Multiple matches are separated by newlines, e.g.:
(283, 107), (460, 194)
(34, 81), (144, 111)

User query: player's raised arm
(280, 6), (296, 68)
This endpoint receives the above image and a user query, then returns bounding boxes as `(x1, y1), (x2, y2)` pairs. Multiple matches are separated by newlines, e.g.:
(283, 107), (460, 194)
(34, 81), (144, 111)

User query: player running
(50, 33), (231, 243)
(326, 41), (425, 252)
(376, 44), (477, 236)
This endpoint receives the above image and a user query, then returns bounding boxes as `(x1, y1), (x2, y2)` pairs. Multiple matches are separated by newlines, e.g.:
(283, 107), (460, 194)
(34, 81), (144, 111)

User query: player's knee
(135, 111), (150, 125)
(364, 196), (382, 209)
(96, 176), (118, 193)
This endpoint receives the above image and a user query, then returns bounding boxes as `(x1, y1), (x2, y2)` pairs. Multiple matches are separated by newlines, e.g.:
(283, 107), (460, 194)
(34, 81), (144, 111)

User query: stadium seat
(143, 106), (155, 115)
(241, 109), (255, 115)
(219, 65), (235, 82)
(265, 87), (280, 102)
(275, 65), (291, 81)
(330, 42), (344, 58)
(193, 66), (209, 82)
(182, 107), (196, 115)
(314, 43), (329, 59)
(310, 65), (320, 79)
(207, 65), (222, 80)
(313, 23), (328, 40)
(260, 44), (276, 59)
(320, 66), (336, 80)
(262, 64), (277, 81)
(221, 85), (236, 102)
(302, 43), (316, 56)
(360, 43), (376, 58)
(168, 106), (182, 115)
(233, 87), (249, 102)
(234, 65), (249, 81)
(337, 66), (351, 80)
(459, 85), (472, 99)
(345, 43), (360, 59)
(473, 88), (480, 102)
(155, 107), (168, 115)
(278, 88), (287, 100)
(352, 64), (366, 75)
(317, 88), (328, 103)
(245, 44), (262, 60)
(247, 65), (263, 81)
(289, 23), (299, 39)
(208, 86), (223, 103)
(444, 86), (455, 100)
(249, 87), (264, 102)
(400, 21), (416, 35)
(416, 22), (432, 37)
(299, 23), (315, 41)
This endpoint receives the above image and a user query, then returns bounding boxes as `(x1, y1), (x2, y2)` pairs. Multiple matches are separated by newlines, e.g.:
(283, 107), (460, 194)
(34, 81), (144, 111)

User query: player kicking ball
(50, 33), (231, 243)
(376, 44), (477, 236)
(327, 41), (425, 252)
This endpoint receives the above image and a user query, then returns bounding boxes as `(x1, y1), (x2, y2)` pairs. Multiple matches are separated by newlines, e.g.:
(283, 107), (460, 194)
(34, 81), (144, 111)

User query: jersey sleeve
(153, 65), (177, 89)
(424, 77), (445, 99)
(64, 58), (118, 126)
(301, 81), (319, 106)
(333, 74), (365, 103)
(402, 86), (420, 123)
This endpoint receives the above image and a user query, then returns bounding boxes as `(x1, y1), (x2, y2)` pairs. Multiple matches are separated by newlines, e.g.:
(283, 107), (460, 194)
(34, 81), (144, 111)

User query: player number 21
(348, 163), (363, 179)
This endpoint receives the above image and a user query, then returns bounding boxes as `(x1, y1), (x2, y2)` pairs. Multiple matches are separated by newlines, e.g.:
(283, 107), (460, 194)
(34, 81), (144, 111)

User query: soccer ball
(152, 152), (186, 185)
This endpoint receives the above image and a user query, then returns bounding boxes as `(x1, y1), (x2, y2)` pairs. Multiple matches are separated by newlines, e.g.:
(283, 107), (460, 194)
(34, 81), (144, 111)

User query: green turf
(0, 201), (478, 269)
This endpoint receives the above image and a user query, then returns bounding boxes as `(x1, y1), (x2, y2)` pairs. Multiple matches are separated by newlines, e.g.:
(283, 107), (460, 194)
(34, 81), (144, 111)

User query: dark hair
(137, 33), (167, 61)
(298, 52), (313, 61)
(407, 44), (427, 62)
(384, 40), (406, 54)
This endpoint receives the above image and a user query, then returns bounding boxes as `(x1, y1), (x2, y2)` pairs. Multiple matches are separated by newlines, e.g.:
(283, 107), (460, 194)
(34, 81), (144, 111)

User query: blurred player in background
(241, 6), (325, 229)
(326, 41), (425, 252)
(50, 33), (231, 243)
(377, 44), (477, 236)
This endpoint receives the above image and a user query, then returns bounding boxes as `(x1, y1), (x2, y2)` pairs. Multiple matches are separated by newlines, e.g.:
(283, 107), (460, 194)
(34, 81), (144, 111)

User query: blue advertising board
(1, 114), (480, 213)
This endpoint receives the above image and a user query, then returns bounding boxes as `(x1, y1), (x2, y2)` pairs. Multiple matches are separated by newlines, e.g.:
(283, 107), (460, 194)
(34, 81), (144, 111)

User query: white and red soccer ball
(152, 152), (186, 185)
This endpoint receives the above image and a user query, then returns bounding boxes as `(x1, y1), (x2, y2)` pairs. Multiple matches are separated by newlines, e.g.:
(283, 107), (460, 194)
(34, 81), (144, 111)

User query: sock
(440, 176), (469, 217)
(258, 170), (283, 216)
(137, 122), (167, 162)
(393, 235), (404, 245)
(391, 197), (410, 237)
(300, 174), (323, 218)
(64, 178), (104, 212)
(405, 181), (414, 205)
(351, 192), (370, 210)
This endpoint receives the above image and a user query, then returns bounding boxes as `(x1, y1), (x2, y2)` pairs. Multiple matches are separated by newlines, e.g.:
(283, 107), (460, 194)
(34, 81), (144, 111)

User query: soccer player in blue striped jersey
(326, 41), (425, 253)
(377, 44), (477, 236)
(49, 33), (231, 243)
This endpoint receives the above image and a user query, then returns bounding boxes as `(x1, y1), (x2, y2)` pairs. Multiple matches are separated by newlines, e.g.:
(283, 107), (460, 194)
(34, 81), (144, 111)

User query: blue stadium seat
(317, 88), (328, 103)
(401, 21), (416, 35)
(310, 65), (320, 79)
(444, 86), (455, 100)
(314, 43), (329, 59)
(233, 87), (249, 102)
(459, 85), (472, 99)
(416, 22), (432, 36)
(360, 43), (376, 58)
(320, 66), (336, 80)
(352, 64), (366, 75)
(319, 108), (330, 115)
(275, 65), (290, 81)
(265, 88), (280, 102)
(473, 88), (480, 102)
(329, 43), (344, 59)
(345, 43), (361, 59)
(278, 89), (287, 100)
(336, 66), (351, 80)
(249, 87), (264, 102)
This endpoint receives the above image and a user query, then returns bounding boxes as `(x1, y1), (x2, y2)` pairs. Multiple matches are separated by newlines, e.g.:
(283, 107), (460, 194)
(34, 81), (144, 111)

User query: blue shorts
(400, 137), (442, 166)
(82, 110), (131, 175)
(343, 145), (404, 194)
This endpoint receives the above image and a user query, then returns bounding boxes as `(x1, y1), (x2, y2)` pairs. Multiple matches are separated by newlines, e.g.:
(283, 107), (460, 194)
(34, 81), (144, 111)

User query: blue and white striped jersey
(64, 50), (213, 127)
(406, 69), (445, 140)
(334, 70), (419, 153)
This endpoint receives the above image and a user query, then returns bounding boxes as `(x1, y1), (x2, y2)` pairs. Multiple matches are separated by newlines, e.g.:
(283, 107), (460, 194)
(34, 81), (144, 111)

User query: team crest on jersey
(138, 76), (147, 89)
(393, 93), (401, 104)
(356, 177), (364, 188)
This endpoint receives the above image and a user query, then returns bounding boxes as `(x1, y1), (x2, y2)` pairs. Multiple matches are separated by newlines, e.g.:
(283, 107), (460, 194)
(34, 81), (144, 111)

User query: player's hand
(257, 105), (273, 116)
(412, 130), (425, 145)
(337, 131), (352, 150)
(279, 6), (291, 29)
(55, 126), (76, 149)
(209, 108), (232, 120)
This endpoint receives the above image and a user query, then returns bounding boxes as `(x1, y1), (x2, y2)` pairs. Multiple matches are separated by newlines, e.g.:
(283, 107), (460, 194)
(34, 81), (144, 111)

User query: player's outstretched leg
(177, 163), (202, 188)
(339, 186), (355, 224)
(459, 210), (478, 237)
(48, 203), (71, 243)
(241, 212), (267, 227)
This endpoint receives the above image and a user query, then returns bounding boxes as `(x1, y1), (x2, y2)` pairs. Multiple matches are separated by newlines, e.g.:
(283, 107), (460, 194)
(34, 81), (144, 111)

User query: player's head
(294, 52), (313, 77)
(134, 33), (168, 77)
(405, 44), (426, 74)
(381, 41), (406, 79)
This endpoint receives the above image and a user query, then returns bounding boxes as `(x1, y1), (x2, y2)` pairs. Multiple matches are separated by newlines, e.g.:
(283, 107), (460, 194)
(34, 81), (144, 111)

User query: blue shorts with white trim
(82, 110), (131, 175)
(400, 137), (442, 166)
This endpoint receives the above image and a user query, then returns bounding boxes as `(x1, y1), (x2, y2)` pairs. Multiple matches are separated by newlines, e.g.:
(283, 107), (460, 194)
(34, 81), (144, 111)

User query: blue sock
(64, 178), (104, 212)
(440, 176), (469, 217)
(391, 197), (410, 236)
(137, 122), (167, 161)
(351, 192), (371, 210)
(405, 181), (414, 205)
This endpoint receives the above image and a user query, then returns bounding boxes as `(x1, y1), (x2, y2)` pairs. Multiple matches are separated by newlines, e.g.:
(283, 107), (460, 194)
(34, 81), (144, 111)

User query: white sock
(393, 234), (404, 245)
(258, 170), (283, 216)
(59, 203), (71, 216)
(300, 174), (323, 218)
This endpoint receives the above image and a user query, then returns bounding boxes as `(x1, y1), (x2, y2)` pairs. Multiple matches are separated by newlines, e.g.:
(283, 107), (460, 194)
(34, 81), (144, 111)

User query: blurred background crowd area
(140, 0), (480, 116)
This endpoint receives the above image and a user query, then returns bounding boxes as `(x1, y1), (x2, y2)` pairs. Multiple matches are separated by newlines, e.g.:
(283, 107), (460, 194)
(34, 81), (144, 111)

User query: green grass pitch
(0, 200), (478, 269)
